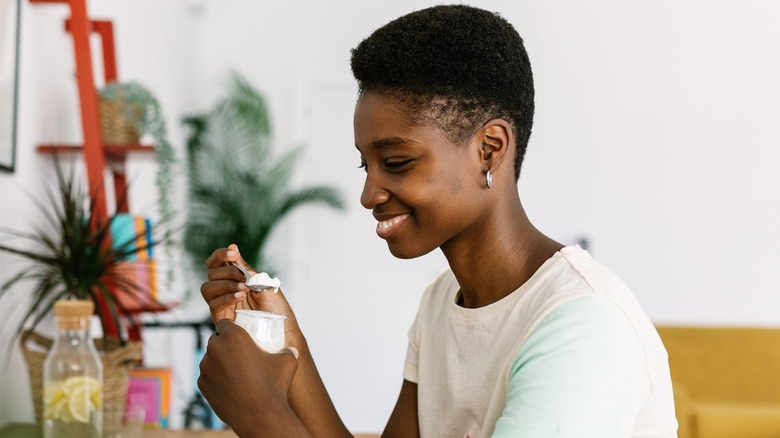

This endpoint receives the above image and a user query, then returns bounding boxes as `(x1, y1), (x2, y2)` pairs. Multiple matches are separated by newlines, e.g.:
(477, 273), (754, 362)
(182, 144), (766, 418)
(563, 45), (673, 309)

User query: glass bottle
(43, 299), (103, 438)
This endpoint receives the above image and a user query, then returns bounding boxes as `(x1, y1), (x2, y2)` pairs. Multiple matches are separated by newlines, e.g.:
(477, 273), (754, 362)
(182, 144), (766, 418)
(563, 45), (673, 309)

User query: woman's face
(354, 92), (490, 259)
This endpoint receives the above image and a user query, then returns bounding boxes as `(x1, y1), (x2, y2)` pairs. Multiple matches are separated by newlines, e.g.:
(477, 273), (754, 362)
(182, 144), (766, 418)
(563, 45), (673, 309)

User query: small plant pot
(99, 93), (142, 145)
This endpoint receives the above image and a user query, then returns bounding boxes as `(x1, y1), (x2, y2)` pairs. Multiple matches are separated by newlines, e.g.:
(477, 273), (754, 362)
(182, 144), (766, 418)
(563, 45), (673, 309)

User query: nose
(360, 171), (390, 210)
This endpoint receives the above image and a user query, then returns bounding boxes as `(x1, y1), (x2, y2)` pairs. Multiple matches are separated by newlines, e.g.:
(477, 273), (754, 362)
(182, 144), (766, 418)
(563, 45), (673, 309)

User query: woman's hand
(198, 319), (311, 437)
(201, 244), (303, 348)
(202, 245), (349, 437)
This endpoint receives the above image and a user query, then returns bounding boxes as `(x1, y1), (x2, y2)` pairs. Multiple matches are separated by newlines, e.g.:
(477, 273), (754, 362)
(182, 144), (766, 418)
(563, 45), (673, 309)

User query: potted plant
(98, 80), (177, 286)
(0, 160), (171, 432)
(182, 72), (345, 275)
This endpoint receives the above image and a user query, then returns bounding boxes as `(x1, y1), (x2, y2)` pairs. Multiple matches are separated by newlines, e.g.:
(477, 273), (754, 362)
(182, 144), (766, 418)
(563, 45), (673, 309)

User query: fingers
(215, 318), (240, 336)
(204, 245), (257, 280)
(201, 246), (257, 324)
(201, 279), (247, 304)
(205, 244), (248, 270)
(202, 320), (299, 401)
(207, 265), (247, 283)
(205, 247), (236, 270)
(201, 320), (247, 379)
(205, 319), (254, 352)
(199, 319), (299, 429)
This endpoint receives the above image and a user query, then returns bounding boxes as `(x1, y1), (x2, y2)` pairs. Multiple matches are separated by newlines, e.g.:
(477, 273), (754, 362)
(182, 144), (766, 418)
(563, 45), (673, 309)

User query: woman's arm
(287, 337), (353, 437)
(200, 245), (352, 437)
(382, 380), (419, 438)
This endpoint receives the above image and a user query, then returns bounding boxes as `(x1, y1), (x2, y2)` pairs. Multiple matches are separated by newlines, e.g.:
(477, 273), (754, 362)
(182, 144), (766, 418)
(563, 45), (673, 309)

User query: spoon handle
(230, 261), (251, 281)
(230, 262), (275, 292)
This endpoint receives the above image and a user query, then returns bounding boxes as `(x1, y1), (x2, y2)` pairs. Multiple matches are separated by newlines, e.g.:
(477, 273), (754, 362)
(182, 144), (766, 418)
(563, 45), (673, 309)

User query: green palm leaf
(183, 72), (345, 272)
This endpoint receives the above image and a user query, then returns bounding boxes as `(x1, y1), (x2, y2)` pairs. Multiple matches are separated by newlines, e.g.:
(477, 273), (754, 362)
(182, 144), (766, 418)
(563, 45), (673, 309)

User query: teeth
(377, 214), (408, 232)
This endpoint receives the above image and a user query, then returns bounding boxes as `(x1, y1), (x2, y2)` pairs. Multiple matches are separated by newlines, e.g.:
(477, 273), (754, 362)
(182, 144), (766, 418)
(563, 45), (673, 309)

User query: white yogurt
(246, 272), (281, 293)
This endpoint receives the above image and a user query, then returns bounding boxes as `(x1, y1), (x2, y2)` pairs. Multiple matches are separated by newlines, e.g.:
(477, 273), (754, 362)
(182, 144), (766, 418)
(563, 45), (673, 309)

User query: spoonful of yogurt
(230, 262), (281, 293)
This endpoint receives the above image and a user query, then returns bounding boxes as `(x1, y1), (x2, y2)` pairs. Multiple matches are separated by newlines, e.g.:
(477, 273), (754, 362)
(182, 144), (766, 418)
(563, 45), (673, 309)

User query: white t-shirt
(404, 246), (677, 438)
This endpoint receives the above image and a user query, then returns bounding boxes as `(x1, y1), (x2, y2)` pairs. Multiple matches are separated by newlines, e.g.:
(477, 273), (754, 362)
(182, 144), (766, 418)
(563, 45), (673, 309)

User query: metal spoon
(230, 262), (275, 292)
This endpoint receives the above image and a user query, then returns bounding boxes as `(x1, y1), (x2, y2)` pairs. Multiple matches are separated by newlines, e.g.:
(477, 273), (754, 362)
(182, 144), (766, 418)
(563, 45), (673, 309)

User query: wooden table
(0, 423), (237, 437)
(0, 423), (379, 437)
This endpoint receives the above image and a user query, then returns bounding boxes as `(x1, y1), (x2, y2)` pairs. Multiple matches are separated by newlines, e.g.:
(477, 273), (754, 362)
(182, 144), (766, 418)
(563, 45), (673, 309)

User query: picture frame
(1, 0), (21, 173)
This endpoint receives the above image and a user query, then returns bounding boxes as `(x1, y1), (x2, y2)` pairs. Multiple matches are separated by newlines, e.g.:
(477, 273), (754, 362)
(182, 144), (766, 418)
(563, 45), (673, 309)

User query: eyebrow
(372, 136), (415, 148)
(356, 136), (416, 152)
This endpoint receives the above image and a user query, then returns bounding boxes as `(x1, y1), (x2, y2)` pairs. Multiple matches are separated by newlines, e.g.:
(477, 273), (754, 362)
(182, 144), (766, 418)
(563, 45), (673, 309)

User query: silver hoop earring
(486, 169), (493, 189)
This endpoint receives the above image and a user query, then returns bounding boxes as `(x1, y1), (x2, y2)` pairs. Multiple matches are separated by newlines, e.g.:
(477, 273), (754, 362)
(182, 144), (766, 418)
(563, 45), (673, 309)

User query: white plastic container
(234, 309), (287, 353)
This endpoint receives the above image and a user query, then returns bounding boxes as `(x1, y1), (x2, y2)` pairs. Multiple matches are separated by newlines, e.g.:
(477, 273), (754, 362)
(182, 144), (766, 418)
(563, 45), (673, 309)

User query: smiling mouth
(376, 213), (411, 237)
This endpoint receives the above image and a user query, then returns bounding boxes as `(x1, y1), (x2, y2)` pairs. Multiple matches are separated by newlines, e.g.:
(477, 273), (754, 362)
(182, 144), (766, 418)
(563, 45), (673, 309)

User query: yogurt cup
(234, 309), (287, 353)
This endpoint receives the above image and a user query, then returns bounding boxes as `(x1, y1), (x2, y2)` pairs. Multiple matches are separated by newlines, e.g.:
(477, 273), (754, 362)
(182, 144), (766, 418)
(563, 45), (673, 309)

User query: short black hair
(350, 4), (534, 180)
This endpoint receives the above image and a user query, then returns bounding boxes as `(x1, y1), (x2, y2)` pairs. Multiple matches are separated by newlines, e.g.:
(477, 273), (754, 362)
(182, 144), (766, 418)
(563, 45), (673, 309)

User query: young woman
(197, 5), (678, 437)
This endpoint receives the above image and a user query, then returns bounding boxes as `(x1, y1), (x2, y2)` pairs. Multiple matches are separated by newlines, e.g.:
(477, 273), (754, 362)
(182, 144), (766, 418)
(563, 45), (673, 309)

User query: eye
(385, 159), (413, 172)
(357, 161), (367, 172)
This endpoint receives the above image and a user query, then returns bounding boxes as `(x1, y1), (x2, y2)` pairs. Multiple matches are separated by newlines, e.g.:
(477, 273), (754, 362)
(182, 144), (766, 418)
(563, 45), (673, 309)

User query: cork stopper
(54, 300), (94, 330)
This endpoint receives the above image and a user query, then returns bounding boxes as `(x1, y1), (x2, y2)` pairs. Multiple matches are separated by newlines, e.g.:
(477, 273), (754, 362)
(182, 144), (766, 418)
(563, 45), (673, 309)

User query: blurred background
(1, 0), (778, 433)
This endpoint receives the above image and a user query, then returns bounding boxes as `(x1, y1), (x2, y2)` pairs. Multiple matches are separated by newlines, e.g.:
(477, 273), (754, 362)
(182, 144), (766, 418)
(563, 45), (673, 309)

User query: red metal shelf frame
(30, 0), (166, 339)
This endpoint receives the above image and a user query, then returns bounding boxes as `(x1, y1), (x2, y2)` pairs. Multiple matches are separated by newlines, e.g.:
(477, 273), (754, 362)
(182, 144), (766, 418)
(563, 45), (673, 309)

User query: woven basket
(98, 93), (142, 145)
(21, 330), (143, 436)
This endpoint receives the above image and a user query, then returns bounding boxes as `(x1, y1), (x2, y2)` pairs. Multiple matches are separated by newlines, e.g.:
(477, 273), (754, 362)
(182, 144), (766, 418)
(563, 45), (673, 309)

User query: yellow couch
(656, 326), (780, 438)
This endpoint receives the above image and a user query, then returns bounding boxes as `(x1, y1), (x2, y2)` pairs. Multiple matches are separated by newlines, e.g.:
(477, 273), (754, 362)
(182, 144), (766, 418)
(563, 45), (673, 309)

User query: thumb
(228, 243), (253, 271)
(228, 243), (242, 261)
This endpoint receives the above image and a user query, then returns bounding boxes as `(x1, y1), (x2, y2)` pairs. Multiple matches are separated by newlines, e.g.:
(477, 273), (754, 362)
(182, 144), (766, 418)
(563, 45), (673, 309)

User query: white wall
(2, 0), (779, 432)
(520, 0), (780, 325)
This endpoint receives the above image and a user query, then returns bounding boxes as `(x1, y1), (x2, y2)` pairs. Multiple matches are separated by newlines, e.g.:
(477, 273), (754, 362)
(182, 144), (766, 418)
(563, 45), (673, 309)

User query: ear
(478, 119), (514, 174)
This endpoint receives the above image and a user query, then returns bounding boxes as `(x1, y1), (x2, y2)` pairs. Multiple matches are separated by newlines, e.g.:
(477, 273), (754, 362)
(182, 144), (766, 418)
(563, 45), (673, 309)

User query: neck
(441, 198), (563, 309)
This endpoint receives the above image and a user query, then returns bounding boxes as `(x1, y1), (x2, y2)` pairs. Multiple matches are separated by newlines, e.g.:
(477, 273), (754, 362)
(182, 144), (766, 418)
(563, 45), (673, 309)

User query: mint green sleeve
(492, 296), (651, 437)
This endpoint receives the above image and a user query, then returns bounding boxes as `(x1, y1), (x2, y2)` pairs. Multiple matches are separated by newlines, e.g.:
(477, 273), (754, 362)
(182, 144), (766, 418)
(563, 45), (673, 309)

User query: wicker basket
(98, 93), (142, 145)
(21, 330), (143, 436)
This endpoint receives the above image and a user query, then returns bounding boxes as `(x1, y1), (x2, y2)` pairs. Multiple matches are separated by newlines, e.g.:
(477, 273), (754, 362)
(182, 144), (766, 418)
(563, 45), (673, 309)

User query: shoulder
(519, 246), (655, 336)
(542, 247), (671, 370)
(528, 246), (633, 303)
(556, 246), (635, 298)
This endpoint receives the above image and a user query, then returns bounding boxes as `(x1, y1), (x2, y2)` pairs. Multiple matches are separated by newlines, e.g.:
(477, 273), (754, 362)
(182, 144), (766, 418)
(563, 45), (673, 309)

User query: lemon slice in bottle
(67, 385), (93, 423)
(90, 386), (102, 410)
(44, 380), (64, 404)
(52, 398), (74, 422)
(44, 380), (66, 418)
(61, 376), (100, 395)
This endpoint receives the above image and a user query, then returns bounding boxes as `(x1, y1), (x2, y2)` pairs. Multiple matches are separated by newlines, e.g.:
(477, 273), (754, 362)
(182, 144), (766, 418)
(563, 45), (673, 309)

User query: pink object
(126, 378), (160, 425)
